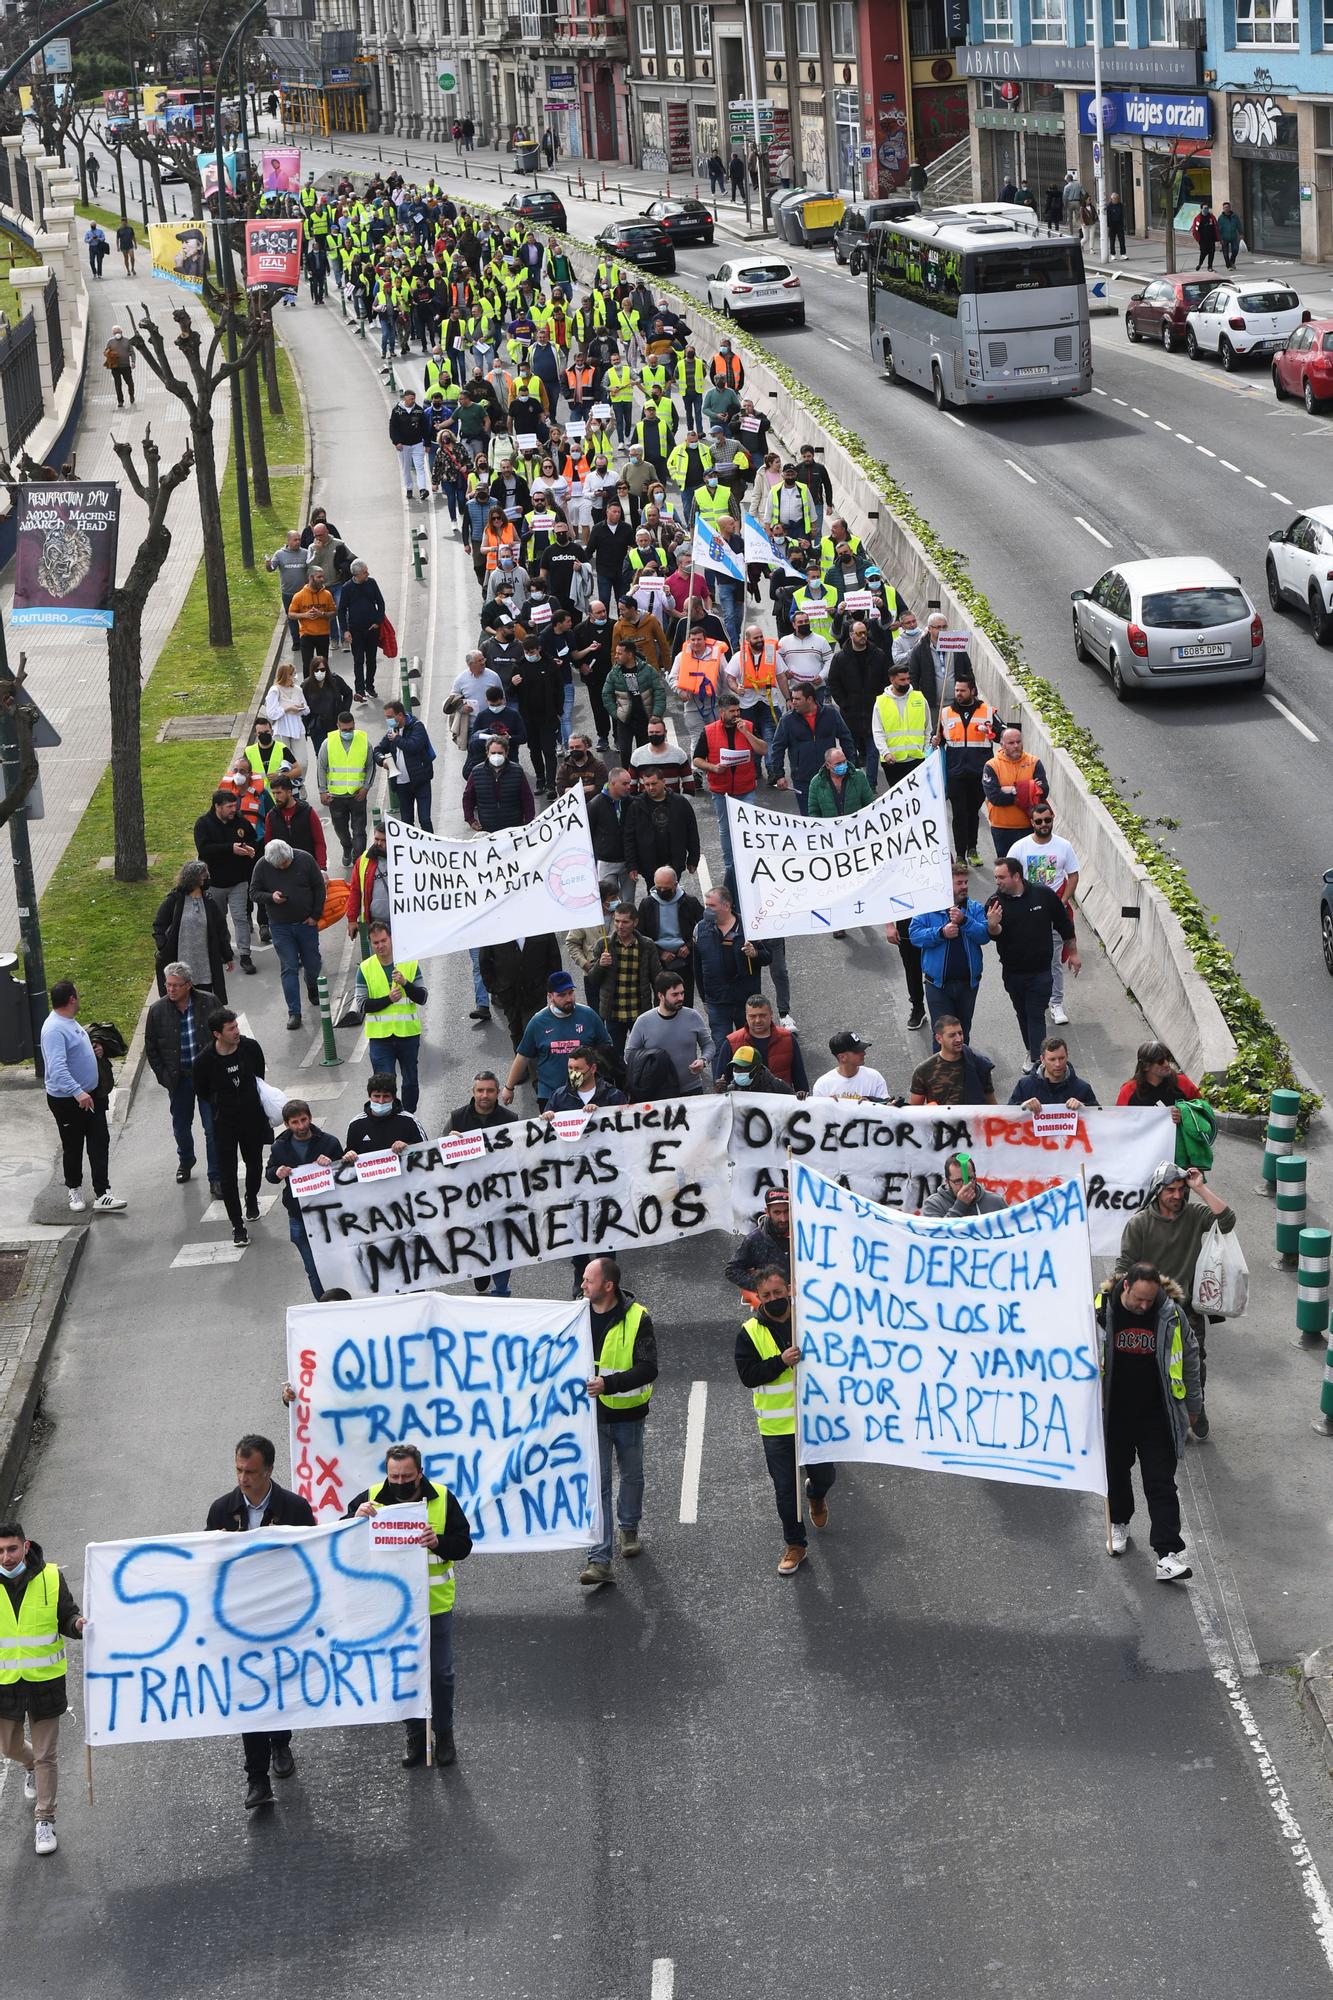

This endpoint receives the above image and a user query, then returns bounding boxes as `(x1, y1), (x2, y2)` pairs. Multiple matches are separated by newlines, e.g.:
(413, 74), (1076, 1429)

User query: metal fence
(0, 150), (12, 210)
(42, 271), (62, 388)
(14, 155), (30, 220)
(0, 317), (44, 457)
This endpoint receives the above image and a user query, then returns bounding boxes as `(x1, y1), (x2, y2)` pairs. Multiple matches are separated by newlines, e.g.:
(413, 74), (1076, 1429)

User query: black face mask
(762, 1299), (790, 1323)
(384, 1478), (420, 1501)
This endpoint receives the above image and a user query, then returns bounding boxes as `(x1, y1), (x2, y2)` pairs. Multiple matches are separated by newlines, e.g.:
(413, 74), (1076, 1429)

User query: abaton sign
(1077, 90), (1212, 140)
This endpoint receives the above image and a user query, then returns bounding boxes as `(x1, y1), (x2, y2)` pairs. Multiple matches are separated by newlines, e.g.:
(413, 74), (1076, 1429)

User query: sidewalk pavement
(0, 257), (231, 956)
(1082, 230), (1333, 307)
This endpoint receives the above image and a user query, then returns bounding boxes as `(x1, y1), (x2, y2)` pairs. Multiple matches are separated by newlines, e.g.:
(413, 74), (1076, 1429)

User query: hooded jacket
(1096, 1275), (1202, 1457)
(0, 1541), (82, 1721)
(344, 1099), (427, 1156)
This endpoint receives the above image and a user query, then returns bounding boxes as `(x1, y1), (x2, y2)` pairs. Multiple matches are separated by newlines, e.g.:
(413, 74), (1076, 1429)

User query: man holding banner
(579, 1259), (659, 1589)
(348, 1445), (472, 1769)
(735, 1270), (836, 1575)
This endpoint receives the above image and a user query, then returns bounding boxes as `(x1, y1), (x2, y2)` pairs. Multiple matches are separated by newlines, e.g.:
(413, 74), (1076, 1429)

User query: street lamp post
(212, 0), (266, 571)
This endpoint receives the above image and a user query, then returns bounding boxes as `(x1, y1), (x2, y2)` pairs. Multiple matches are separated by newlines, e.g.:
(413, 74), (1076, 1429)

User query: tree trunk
(193, 414), (232, 648)
(243, 346), (270, 507)
(149, 157), (167, 223)
(106, 599), (149, 880)
(263, 314), (283, 416)
(73, 140), (88, 207)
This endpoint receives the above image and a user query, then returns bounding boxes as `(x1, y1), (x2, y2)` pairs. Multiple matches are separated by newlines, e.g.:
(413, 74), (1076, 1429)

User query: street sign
(438, 70), (456, 90)
(859, 142), (873, 159)
(44, 37), (71, 74)
(329, 66), (351, 84)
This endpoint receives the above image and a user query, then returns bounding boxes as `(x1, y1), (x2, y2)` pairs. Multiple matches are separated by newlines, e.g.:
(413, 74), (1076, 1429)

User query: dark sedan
(504, 187), (568, 230)
(595, 218), (676, 273)
(1124, 274), (1216, 353)
(643, 197), (715, 245)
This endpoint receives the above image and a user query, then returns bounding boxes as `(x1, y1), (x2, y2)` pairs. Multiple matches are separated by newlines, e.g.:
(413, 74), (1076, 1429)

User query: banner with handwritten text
(386, 792), (602, 958)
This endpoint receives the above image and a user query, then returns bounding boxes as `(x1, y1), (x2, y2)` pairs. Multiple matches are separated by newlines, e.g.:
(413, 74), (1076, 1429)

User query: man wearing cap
(1114, 1162), (1235, 1439)
(717, 1043), (792, 1097)
(725, 1183), (792, 1292)
(812, 1033), (890, 1101)
(503, 970), (612, 1109)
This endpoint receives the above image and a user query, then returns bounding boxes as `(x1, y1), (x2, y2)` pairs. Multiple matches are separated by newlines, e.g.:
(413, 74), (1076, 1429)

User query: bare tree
(124, 128), (202, 219)
(0, 653), (38, 832)
(129, 300), (266, 648)
(106, 426), (196, 880)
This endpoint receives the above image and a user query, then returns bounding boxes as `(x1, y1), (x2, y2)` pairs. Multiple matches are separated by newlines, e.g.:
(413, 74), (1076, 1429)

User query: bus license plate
(1175, 643), (1227, 659)
(1014, 365), (1048, 376)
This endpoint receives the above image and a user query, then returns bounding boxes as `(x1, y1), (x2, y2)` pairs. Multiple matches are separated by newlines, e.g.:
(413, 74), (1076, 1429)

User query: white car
(706, 256), (805, 326)
(1266, 505), (1333, 643)
(1184, 280), (1307, 370)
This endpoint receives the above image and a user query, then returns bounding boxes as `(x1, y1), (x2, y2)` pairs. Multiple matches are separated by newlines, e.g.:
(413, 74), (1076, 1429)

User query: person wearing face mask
(505, 968), (613, 1107)
(263, 773), (327, 870)
(1114, 1161), (1235, 1438)
(348, 1444), (472, 1769)
(735, 1270), (835, 1575)
(344, 1074), (428, 1156)
(300, 655), (353, 755)
(554, 732), (608, 797)
(315, 711), (372, 868)
(447, 1073), (519, 1296)
(510, 630), (562, 799)
(765, 461), (817, 539)
(463, 725), (537, 833)
(243, 717), (297, 790)
(629, 713), (693, 796)
(544, 1044), (629, 1113)
(464, 694), (529, 776)
(808, 741), (874, 820)
(266, 1099), (345, 1298)
(0, 1517), (86, 1854)
(717, 1042), (792, 1097)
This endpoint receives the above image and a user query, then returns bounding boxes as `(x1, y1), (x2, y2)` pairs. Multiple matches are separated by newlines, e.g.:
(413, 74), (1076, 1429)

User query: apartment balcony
(477, 11), (524, 44)
(555, 1), (628, 56)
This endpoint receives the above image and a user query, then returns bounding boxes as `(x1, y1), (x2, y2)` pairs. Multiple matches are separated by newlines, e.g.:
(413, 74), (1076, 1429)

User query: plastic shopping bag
(256, 1077), (291, 1125)
(1192, 1221), (1248, 1319)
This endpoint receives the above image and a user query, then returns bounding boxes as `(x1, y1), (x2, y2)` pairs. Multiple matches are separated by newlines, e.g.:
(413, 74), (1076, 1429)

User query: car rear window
(738, 264), (792, 282)
(624, 223), (663, 235)
(1178, 282), (1212, 305)
(1322, 334), (1333, 352)
(1141, 586), (1250, 629)
(1240, 290), (1299, 311)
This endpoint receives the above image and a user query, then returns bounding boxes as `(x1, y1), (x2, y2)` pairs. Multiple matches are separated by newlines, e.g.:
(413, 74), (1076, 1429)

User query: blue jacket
(375, 715), (436, 786)
(693, 913), (770, 1008)
(766, 704), (855, 795)
(908, 898), (990, 989)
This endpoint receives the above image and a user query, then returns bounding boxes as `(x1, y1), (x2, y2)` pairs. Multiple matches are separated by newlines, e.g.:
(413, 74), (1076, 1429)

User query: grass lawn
(0, 226), (41, 328)
(35, 332), (307, 1033)
(75, 201), (149, 247)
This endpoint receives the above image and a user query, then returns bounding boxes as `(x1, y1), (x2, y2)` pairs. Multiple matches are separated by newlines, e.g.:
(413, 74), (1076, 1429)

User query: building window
(830, 1), (856, 56)
(635, 3), (656, 53)
(981, 0), (1014, 36)
(1111, 0), (1128, 40)
(1147, 0), (1175, 38)
(762, 2), (785, 53)
(1029, 0), (1065, 39)
(663, 3), (683, 52)
(1236, 0), (1296, 38)
(795, 2), (819, 54)
(691, 2), (711, 53)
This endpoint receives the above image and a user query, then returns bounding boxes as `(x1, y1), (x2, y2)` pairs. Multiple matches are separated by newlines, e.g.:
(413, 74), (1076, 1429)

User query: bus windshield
(969, 246), (1085, 293)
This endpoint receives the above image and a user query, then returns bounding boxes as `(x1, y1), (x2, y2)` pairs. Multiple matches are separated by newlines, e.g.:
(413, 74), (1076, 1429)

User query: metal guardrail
(0, 314), (44, 455)
(14, 156), (30, 220)
(42, 270), (63, 386)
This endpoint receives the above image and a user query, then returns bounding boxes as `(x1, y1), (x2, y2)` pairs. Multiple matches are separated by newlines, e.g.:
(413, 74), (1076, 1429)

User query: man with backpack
(623, 972), (714, 1098)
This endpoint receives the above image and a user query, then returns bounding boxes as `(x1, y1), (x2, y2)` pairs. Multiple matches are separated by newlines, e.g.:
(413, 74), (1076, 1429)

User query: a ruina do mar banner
(12, 482), (119, 628)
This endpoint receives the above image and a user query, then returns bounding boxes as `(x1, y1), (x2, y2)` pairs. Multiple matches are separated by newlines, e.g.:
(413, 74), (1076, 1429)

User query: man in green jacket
(807, 743), (875, 819)
(1114, 1162), (1235, 1438)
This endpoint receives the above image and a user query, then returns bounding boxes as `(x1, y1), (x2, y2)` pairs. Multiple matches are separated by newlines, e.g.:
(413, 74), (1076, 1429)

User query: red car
(1124, 274), (1217, 352)
(1272, 318), (1333, 411)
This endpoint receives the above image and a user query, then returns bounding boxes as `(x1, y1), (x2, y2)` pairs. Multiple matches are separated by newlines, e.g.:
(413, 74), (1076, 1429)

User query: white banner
(287, 1293), (603, 1551)
(728, 1099), (1174, 1260)
(385, 793), (602, 958)
(82, 1519), (429, 1747)
(296, 1100), (733, 1296)
(726, 756), (953, 938)
(792, 1162), (1108, 1495)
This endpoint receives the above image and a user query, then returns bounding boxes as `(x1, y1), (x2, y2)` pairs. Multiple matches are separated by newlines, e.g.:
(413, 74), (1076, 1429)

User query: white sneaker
(1050, 1004), (1069, 1024)
(1155, 1551), (1193, 1583)
(34, 1819), (56, 1856)
(1109, 1523), (1130, 1556)
(67, 1189), (86, 1213)
(23, 1770), (36, 1801)
(779, 1013), (798, 1031)
(92, 1192), (127, 1212)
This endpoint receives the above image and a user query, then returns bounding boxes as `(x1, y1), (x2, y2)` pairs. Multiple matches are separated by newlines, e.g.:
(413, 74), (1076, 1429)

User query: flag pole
(786, 1146), (803, 1526)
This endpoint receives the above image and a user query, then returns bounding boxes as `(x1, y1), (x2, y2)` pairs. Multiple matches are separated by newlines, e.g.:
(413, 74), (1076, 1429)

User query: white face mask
(0, 1558), (25, 1579)
(487, 751), (507, 767)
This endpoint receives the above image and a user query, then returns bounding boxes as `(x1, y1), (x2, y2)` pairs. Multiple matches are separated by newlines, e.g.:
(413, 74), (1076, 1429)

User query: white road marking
(651, 1962), (676, 2000)
(1197, 446), (1216, 457)
(1181, 1452), (1260, 1678)
(1155, 419), (1172, 431)
(1075, 516), (1112, 547)
(1092, 385), (1108, 396)
(1245, 474), (1266, 488)
(1272, 489), (1292, 503)
(1003, 458), (1037, 484)
(943, 411), (966, 428)
(200, 1194), (281, 1227)
(1175, 431), (1194, 443)
(1264, 691), (1319, 742)
(1112, 396), (1127, 406)
(826, 336), (851, 352)
(679, 1381), (708, 1524)
(1220, 459), (1240, 471)
(1132, 407), (1150, 418)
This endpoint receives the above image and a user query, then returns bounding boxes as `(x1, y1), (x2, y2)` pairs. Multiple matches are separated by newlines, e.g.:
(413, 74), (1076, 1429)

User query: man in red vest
(691, 690), (765, 888)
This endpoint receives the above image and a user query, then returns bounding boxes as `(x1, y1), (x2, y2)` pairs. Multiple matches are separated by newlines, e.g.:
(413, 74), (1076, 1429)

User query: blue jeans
(289, 1208), (323, 1298)
(705, 996), (747, 1049)
(422, 1609), (454, 1735)
(473, 1268), (512, 1296)
(559, 681), (576, 747)
(711, 791), (736, 888)
(396, 776), (434, 830)
(925, 978), (977, 1039)
(168, 1075), (218, 1180)
(371, 1034), (420, 1112)
(1004, 969), (1053, 1067)
(588, 1419), (645, 1565)
(469, 950), (490, 1010)
(717, 581), (745, 652)
(272, 922), (323, 1017)
(850, 726), (881, 795)
(682, 388), (703, 431)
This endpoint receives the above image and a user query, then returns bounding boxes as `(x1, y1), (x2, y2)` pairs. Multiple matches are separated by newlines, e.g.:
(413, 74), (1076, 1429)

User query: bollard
(1275, 1154), (1308, 1262)
(399, 652), (414, 713)
(1297, 1227), (1331, 1341)
(1315, 1313), (1333, 1435)
(411, 528), (428, 581)
(1260, 1086), (1301, 1192)
(316, 973), (342, 1067)
(340, 286), (348, 319)
(385, 357), (398, 393)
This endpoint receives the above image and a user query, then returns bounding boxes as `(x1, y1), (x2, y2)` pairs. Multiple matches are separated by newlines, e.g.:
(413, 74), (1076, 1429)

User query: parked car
(833, 197), (920, 274)
(504, 187), (568, 230)
(1320, 868), (1333, 973)
(706, 256), (805, 326)
(1184, 280), (1308, 370)
(1272, 318), (1333, 411)
(595, 217), (676, 272)
(1266, 505), (1333, 642)
(643, 197), (714, 245)
(1123, 274), (1217, 352)
(1071, 556), (1266, 700)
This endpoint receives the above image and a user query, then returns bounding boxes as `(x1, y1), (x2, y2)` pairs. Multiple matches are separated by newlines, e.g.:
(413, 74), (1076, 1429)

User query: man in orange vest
(982, 721), (1048, 858)
(726, 622), (782, 782)
(710, 339), (745, 392)
(671, 629), (730, 739)
(692, 689), (765, 886)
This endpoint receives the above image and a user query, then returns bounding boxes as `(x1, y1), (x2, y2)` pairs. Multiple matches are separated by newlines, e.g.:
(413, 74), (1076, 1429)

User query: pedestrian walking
(1008, 801), (1080, 1025)
(347, 1444), (471, 1769)
(286, 574), (337, 681)
(578, 1257), (658, 1588)
(264, 771), (327, 869)
(1115, 1041), (1215, 1168)
(390, 388), (432, 499)
(204, 1435), (316, 1807)
(39, 981), (126, 1214)
(194, 788), (258, 973)
(1193, 202), (1218, 271)
(266, 1100), (344, 1298)
(266, 530), (310, 655)
(636, 868), (704, 1004)
(908, 156), (928, 199)
(301, 657), (354, 757)
(735, 1269), (835, 1575)
(83, 221), (108, 276)
(357, 918), (427, 1109)
(446, 1073), (518, 1296)
(1218, 200), (1242, 269)
(153, 859), (233, 1002)
(908, 861), (990, 1037)
(588, 766), (637, 905)
(343, 1075), (428, 1157)
(811, 1031), (890, 1102)
(1105, 189), (1127, 259)
(937, 667), (995, 865)
(145, 964), (221, 1192)
(102, 323), (135, 405)
(1114, 1162), (1236, 1436)
(375, 699), (436, 828)
(114, 219), (136, 274)
(316, 711), (373, 866)
(725, 1185), (792, 1295)
(693, 884), (768, 1047)
(250, 839), (325, 1028)
(982, 722), (1047, 857)
(729, 149), (748, 202)
(714, 992), (809, 1091)
(623, 971), (714, 1096)
(0, 1517), (86, 1856)
(985, 856), (1080, 1066)
(86, 152), (100, 197)
(1009, 1034), (1099, 1110)
(920, 1154), (1007, 1219)
(340, 561), (387, 703)
(593, 901), (662, 1056)
(192, 1008), (271, 1245)
(1096, 1264), (1201, 1581)
(907, 1013), (997, 1107)
(707, 149), (726, 198)
(767, 684), (854, 815)
(503, 968), (613, 1107)
(479, 933), (563, 1052)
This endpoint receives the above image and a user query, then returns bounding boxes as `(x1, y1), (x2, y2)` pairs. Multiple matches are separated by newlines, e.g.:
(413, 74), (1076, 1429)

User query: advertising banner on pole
(791, 1161), (1108, 1494)
(11, 484), (120, 628)
(385, 795), (602, 958)
(286, 1292), (604, 1550)
(261, 145), (302, 193)
(148, 221), (209, 293)
(244, 217), (303, 288)
(82, 1519), (430, 1746)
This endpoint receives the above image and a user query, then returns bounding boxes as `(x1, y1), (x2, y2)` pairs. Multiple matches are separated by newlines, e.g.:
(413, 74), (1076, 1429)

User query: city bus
(866, 209), (1092, 409)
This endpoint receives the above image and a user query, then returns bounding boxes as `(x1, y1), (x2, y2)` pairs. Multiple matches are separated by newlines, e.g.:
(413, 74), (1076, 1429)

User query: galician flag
(743, 509), (805, 578)
(691, 516), (746, 582)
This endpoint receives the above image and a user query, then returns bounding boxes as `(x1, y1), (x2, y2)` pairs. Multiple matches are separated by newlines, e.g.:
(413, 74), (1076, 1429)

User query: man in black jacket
(986, 856), (1080, 1067)
(636, 868), (704, 1005)
(250, 840), (326, 1029)
(343, 1077), (427, 1158)
(510, 635), (563, 797)
(340, 561), (388, 703)
(266, 1099), (344, 1298)
(735, 1270), (835, 1574)
(145, 963), (220, 1193)
(827, 620), (889, 791)
(0, 1519), (85, 1854)
(578, 1257), (658, 1589)
(194, 789), (258, 973)
(462, 733), (536, 829)
(479, 932), (563, 1050)
(623, 768), (700, 882)
(588, 766), (635, 907)
(586, 502), (633, 611)
(389, 389), (432, 499)
(193, 1009), (271, 1245)
(571, 601), (614, 746)
(204, 1434), (316, 1808)
(447, 1072), (518, 1295)
(347, 1444), (472, 1768)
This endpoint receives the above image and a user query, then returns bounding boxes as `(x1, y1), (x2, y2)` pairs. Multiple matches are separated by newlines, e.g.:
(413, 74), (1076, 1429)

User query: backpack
(627, 1044), (681, 1104)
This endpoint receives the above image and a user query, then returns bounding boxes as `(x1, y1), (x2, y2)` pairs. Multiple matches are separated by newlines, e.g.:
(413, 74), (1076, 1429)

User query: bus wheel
(932, 366), (947, 411)
(884, 343), (898, 382)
